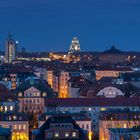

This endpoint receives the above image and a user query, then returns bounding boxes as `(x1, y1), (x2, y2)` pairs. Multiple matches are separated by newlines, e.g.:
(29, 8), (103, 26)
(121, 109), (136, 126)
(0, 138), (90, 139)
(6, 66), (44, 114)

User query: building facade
(99, 112), (140, 140)
(5, 34), (17, 63)
(0, 113), (29, 140)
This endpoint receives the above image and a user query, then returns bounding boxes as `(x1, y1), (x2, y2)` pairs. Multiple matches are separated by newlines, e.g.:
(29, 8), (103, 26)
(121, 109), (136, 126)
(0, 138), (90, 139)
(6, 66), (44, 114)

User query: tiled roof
(45, 98), (140, 107)
(15, 79), (55, 97)
(68, 76), (93, 88)
(35, 115), (88, 140)
(0, 84), (15, 101)
(96, 66), (133, 71)
(109, 127), (140, 133)
(100, 111), (140, 121)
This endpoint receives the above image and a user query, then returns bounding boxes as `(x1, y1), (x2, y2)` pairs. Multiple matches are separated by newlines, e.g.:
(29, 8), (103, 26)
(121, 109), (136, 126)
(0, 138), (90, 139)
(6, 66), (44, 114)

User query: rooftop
(45, 98), (140, 107)
(109, 126), (140, 133)
(100, 111), (140, 121)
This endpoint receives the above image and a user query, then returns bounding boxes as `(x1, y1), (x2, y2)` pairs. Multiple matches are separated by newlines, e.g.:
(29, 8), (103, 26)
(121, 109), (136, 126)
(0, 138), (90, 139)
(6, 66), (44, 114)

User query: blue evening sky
(0, 0), (140, 52)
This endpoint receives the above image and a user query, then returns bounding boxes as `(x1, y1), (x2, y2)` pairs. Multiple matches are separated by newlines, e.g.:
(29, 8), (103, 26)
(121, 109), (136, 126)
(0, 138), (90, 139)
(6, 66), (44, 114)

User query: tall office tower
(68, 37), (81, 54)
(5, 34), (18, 63)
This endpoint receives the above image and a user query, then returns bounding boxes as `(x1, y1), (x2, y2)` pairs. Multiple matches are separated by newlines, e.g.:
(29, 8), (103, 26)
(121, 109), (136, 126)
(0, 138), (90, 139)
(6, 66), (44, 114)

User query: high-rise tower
(5, 34), (18, 63)
(68, 37), (81, 54)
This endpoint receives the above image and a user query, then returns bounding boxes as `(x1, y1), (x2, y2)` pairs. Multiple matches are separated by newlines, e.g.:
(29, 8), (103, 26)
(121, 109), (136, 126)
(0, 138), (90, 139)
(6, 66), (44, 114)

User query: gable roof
(15, 79), (55, 98)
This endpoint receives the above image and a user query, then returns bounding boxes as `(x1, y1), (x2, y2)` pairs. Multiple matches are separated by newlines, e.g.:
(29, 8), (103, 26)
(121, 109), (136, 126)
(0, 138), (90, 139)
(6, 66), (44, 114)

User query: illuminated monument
(68, 37), (81, 54)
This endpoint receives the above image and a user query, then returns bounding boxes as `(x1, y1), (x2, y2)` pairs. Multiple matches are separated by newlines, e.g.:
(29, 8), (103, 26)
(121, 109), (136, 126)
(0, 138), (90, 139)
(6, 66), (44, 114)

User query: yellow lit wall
(12, 132), (28, 140)
(59, 71), (70, 98)
(46, 70), (53, 88)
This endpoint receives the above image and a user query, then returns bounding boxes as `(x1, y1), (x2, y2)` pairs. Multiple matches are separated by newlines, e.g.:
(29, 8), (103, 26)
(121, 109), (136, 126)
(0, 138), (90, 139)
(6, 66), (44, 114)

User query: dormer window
(65, 132), (69, 137)
(55, 132), (59, 138)
(42, 92), (47, 97)
(72, 132), (76, 137)
(18, 92), (23, 97)
(13, 116), (17, 120)
(36, 92), (40, 96)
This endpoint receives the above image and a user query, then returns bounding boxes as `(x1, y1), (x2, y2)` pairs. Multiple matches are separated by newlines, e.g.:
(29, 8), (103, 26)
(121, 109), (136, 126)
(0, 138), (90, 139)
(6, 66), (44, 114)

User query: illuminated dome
(97, 86), (124, 98)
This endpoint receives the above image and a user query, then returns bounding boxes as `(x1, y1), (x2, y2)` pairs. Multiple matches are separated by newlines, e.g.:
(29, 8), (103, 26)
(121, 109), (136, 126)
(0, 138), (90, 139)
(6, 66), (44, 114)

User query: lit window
(5, 106), (7, 111)
(18, 92), (22, 97)
(36, 92), (40, 96)
(100, 108), (106, 111)
(72, 132), (76, 137)
(10, 106), (13, 111)
(14, 125), (17, 129)
(0, 106), (3, 112)
(9, 116), (12, 120)
(43, 92), (47, 97)
(65, 132), (69, 137)
(123, 123), (127, 128)
(19, 125), (21, 130)
(55, 132), (59, 137)
(89, 108), (92, 111)
(13, 116), (17, 120)
(23, 124), (26, 130)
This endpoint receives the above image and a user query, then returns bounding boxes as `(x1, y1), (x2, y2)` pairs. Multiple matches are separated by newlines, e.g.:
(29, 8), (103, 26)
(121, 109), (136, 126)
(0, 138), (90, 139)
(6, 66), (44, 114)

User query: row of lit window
(79, 124), (89, 130)
(0, 106), (14, 112)
(108, 115), (140, 120)
(25, 92), (40, 97)
(61, 107), (106, 112)
(24, 99), (41, 103)
(18, 92), (47, 97)
(13, 124), (26, 130)
(5, 116), (23, 121)
(24, 105), (43, 110)
(47, 132), (77, 138)
(106, 123), (138, 129)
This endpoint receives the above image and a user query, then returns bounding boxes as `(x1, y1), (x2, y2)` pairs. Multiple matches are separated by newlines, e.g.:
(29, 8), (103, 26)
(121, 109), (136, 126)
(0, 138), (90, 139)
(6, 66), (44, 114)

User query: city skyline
(0, 0), (140, 52)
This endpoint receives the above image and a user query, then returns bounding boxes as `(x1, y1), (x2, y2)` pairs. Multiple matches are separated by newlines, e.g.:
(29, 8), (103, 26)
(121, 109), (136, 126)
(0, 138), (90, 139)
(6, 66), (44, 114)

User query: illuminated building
(32, 115), (88, 140)
(68, 37), (81, 54)
(38, 113), (92, 134)
(0, 64), (35, 90)
(59, 71), (70, 98)
(45, 98), (140, 137)
(95, 66), (133, 80)
(5, 34), (18, 63)
(0, 101), (17, 113)
(0, 113), (29, 140)
(99, 111), (140, 140)
(109, 127), (140, 140)
(16, 78), (55, 114)
(59, 70), (81, 98)
(52, 71), (59, 93)
(46, 70), (53, 88)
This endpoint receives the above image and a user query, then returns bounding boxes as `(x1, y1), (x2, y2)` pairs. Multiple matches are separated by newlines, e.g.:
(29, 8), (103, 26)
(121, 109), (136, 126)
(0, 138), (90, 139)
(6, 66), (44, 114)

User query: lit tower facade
(68, 37), (81, 54)
(5, 34), (18, 63)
